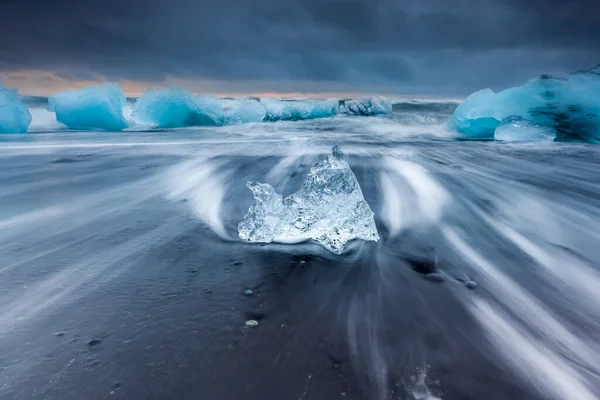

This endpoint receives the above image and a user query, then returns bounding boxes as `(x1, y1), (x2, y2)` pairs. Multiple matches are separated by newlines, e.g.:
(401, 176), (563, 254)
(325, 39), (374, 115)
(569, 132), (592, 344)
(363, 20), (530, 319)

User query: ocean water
(1, 98), (600, 400)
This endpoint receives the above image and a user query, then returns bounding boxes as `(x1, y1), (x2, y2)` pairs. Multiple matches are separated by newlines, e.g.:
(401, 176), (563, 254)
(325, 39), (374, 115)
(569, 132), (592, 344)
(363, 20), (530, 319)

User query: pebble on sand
(245, 320), (259, 328)
(465, 281), (478, 290)
(244, 289), (254, 296)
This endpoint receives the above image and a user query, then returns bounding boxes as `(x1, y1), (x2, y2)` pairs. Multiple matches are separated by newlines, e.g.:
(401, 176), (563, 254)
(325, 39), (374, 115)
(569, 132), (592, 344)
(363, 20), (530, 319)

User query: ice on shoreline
(238, 145), (379, 254)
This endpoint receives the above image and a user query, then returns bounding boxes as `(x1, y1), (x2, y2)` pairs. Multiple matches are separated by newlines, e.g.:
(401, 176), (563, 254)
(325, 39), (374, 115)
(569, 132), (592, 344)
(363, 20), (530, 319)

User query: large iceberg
(449, 66), (600, 142)
(49, 83), (128, 131)
(0, 86), (31, 133)
(238, 145), (380, 254)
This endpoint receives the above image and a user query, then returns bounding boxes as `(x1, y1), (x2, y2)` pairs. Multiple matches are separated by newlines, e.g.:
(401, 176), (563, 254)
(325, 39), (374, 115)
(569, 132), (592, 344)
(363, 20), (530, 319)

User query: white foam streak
(0, 220), (185, 335)
(482, 214), (600, 316)
(471, 300), (598, 400)
(380, 158), (450, 236)
(166, 158), (230, 239)
(443, 227), (600, 400)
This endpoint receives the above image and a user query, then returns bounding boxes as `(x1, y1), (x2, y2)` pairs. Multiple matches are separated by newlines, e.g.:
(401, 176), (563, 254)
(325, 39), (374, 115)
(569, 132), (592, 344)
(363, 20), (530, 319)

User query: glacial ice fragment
(49, 83), (128, 131)
(494, 120), (555, 142)
(130, 88), (393, 128)
(132, 88), (340, 127)
(448, 89), (502, 139)
(449, 66), (600, 142)
(0, 86), (31, 133)
(221, 98), (265, 124)
(263, 99), (338, 121)
(132, 88), (226, 128)
(238, 145), (379, 254)
(340, 97), (392, 116)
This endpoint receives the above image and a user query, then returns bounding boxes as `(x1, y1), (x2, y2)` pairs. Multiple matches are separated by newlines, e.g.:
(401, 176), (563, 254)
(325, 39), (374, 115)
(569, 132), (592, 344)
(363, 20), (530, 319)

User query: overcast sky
(1, 0), (599, 96)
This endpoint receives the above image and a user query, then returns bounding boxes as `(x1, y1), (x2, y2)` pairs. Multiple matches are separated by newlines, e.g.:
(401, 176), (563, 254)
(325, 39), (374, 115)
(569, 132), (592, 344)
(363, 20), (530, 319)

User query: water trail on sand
(379, 156), (450, 237)
(0, 219), (187, 336)
(443, 226), (600, 400)
(165, 157), (231, 240)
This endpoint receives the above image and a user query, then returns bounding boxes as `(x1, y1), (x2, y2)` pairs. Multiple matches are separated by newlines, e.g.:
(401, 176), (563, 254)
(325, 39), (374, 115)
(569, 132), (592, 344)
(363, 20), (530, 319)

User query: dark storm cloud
(1, 0), (599, 94)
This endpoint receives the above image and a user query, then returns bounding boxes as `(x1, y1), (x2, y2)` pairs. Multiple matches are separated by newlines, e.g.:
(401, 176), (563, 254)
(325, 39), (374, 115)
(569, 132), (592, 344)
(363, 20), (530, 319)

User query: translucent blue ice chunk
(132, 88), (226, 128)
(132, 88), (393, 129)
(238, 145), (379, 254)
(340, 97), (392, 116)
(263, 99), (338, 122)
(133, 88), (339, 127)
(0, 86), (31, 133)
(220, 98), (265, 124)
(495, 120), (556, 142)
(48, 83), (128, 131)
(448, 89), (502, 139)
(449, 66), (600, 142)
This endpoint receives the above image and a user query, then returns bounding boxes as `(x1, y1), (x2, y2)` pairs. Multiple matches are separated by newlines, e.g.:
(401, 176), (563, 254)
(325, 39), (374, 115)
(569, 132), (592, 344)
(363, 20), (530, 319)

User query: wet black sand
(1, 131), (600, 400)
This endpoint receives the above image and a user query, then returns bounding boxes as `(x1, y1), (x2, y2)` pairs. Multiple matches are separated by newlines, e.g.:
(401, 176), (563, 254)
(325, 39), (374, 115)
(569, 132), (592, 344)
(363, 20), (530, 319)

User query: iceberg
(340, 97), (392, 116)
(448, 89), (503, 139)
(132, 88), (227, 128)
(220, 98), (265, 125)
(48, 83), (128, 131)
(0, 86), (31, 133)
(128, 87), (396, 129)
(449, 66), (600, 142)
(132, 88), (340, 128)
(238, 145), (379, 254)
(263, 99), (338, 122)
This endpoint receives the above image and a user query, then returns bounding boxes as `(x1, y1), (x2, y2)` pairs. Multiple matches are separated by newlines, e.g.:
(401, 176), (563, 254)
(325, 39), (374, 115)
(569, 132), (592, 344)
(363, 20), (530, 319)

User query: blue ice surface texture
(48, 83), (128, 131)
(340, 97), (393, 116)
(0, 86), (32, 133)
(262, 99), (338, 122)
(132, 87), (391, 128)
(132, 88), (227, 128)
(449, 66), (600, 142)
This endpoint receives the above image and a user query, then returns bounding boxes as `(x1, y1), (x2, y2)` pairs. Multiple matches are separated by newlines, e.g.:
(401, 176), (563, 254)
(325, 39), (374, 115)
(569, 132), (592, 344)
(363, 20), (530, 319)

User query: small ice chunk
(238, 145), (379, 254)
(245, 320), (259, 327)
(0, 86), (32, 133)
(49, 83), (128, 131)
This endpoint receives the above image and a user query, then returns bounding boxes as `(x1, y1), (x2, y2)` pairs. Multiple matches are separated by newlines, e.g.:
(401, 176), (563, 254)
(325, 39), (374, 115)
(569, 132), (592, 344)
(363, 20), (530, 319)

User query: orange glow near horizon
(0, 69), (460, 101)
(0, 70), (386, 99)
